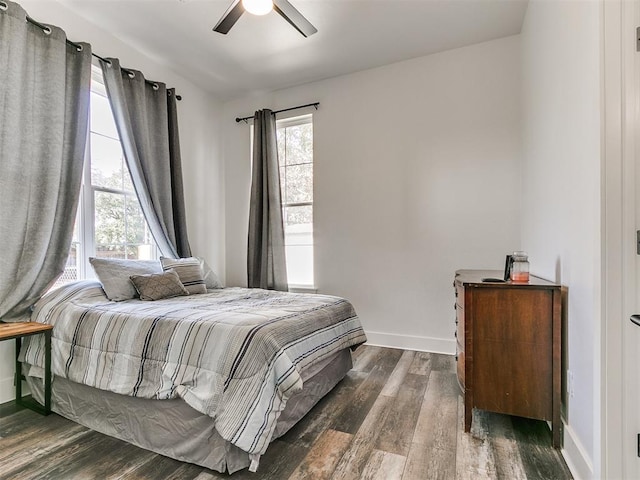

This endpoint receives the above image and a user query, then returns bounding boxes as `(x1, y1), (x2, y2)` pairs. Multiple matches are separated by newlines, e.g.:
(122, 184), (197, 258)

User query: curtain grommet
(0, 2), (8, 11)
(127, 71), (135, 79)
(152, 83), (159, 91)
(76, 44), (83, 52)
(43, 26), (52, 35)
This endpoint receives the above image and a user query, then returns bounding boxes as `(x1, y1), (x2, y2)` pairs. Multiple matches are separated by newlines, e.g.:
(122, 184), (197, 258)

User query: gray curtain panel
(99, 58), (192, 259)
(167, 89), (191, 257)
(247, 109), (288, 291)
(0, 1), (91, 320)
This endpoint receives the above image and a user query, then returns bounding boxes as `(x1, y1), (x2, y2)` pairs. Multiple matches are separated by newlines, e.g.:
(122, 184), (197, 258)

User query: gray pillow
(89, 257), (162, 301)
(129, 269), (189, 301)
(160, 257), (207, 294)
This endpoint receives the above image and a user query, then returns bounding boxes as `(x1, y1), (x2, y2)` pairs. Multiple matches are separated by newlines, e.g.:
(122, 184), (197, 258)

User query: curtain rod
(235, 102), (319, 123)
(25, 15), (182, 101)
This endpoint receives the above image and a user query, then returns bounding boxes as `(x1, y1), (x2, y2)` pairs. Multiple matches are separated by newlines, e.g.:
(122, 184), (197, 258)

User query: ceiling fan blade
(213, 0), (245, 34)
(272, 0), (317, 37)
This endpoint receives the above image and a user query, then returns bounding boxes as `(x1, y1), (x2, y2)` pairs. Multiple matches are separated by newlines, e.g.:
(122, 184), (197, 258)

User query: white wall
(520, 2), (602, 478)
(223, 36), (522, 353)
(0, 1), (224, 404)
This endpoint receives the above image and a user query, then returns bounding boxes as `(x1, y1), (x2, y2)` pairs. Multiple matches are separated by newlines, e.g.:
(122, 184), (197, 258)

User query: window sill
(288, 285), (318, 294)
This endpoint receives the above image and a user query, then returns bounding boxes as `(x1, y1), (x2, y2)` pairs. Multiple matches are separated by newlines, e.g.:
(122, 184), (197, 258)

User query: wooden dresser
(454, 269), (562, 448)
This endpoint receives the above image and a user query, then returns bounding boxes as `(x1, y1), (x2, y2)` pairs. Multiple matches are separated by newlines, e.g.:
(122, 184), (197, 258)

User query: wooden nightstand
(0, 322), (53, 415)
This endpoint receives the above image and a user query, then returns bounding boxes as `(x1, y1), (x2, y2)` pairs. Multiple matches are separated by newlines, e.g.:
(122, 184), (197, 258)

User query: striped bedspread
(22, 281), (367, 458)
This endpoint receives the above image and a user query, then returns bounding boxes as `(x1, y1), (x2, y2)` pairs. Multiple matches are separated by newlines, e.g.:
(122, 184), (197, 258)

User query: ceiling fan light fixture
(242, 0), (273, 16)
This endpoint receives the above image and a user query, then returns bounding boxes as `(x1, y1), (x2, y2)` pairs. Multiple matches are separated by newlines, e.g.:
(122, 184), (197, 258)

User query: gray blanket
(22, 281), (366, 462)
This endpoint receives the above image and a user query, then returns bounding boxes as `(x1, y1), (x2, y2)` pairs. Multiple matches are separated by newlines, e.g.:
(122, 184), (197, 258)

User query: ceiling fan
(213, 0), (318, 37)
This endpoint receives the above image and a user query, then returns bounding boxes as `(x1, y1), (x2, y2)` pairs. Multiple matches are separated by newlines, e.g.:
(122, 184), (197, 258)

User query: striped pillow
(160, 257), (207, 295)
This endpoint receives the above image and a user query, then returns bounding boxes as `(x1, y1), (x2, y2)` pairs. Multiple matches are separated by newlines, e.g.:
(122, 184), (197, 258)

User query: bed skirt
(26, 348), (353, 474)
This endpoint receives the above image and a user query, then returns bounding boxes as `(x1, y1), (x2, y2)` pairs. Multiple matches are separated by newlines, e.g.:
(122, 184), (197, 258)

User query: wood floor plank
(485, 411), (527, 480)
(351, 345), (385, 373)
(0, 412), (77, 453)
(0, 345), (572, 480)
(330, 348), (403, 434)
(407, 351), (432, 376)
(430, 353), (455, 373)
(61, 437), (158, 479)
(287, 429), (352, 480)
(192, 472), (221, 480)
(360, 450), (406, 480)
(0, 421), (89, 472)
(402, 371), (458, 480)
(511, 416), (573, 480)
(162, 462), (209, 480)
(332, 395), (393, 480)
(231, 439), (308, 480)
(375, 373), (429, 456)
(0, 405), (65, 439)
(380, 350), (415, 397)
(455, 398), (498, 479)
(282, 369), (367, 448)
(192, 472), (218, 480)
(124, 453), (201, 479)
(412, 371), (457, 449)
(6, 429), (110, 479)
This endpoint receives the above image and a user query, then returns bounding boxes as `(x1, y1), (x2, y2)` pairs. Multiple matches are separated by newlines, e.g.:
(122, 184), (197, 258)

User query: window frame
(56, 63), (159, 287)
(276, 113), (315, 290)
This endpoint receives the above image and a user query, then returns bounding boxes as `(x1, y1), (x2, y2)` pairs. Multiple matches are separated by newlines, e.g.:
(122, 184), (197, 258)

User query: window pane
(52, 242), (80, 288)
(284, 205), (312, 229)
(125, 196), (148, 245)
(285, 245), (313, 286)
(277, 128), (286, 164)
(95, 245), (127, 260)
(279, 166), (286, 204)
(283, 123), (312, 166)
(285, 164), (313, 204)
(95, 190), (125, 247)
(91, 133), (126, 190)
(90, 91), (119, 139)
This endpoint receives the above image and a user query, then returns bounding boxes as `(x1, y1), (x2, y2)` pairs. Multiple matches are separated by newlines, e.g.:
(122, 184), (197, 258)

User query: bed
(20, 279), (367, 473)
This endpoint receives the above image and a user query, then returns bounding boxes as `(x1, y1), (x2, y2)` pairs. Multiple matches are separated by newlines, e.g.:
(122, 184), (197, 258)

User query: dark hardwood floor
(0, 346), (572, 479)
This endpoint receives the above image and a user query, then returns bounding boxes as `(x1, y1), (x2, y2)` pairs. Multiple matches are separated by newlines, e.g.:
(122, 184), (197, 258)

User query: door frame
(603, 0), (638, 478)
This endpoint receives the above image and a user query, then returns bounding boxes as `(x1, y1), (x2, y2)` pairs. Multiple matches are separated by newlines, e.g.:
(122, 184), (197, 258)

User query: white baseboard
(0, 375), (30, 405)
(562, 422), (594, 480)
(0, 375), (14, 404)
(364, 331), (456, 355)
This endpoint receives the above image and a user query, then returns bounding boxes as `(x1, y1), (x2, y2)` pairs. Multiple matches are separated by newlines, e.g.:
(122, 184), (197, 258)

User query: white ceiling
(56, 0), (528, 100)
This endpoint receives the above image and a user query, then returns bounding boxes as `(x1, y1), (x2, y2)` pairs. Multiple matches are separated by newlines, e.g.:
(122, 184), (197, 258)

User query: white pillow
(89, 257), (162, 301)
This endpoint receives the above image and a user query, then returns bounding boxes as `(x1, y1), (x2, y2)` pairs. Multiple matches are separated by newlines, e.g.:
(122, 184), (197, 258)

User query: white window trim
(276, 114), (315, 289)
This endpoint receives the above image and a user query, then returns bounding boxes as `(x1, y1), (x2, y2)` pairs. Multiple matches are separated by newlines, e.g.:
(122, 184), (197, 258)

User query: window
(277, 115), (314, 288)
(53, 66), (158, 289)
